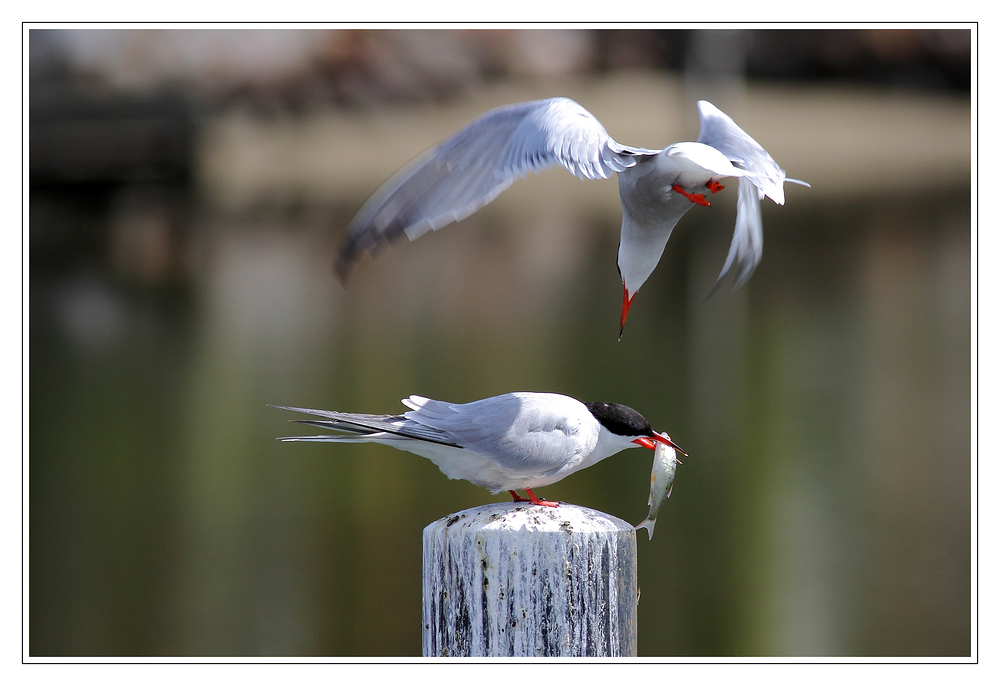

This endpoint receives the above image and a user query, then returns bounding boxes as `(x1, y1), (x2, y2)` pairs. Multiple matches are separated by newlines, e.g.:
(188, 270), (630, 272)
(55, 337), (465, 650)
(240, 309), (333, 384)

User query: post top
(424, 501), (635, 537)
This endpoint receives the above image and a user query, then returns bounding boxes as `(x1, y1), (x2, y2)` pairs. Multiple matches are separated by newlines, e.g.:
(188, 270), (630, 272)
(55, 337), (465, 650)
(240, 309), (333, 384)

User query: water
(29, 179), (970, 657)
(28, 93), (971, 657)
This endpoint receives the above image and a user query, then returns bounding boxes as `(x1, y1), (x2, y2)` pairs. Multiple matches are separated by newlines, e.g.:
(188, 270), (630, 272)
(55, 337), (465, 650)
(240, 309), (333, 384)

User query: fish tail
(635, 519), (655, 540)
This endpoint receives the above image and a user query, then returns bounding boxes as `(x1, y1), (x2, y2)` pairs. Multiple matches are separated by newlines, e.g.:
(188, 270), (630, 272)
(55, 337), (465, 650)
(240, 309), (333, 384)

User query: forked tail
(635, 518), (655, 540)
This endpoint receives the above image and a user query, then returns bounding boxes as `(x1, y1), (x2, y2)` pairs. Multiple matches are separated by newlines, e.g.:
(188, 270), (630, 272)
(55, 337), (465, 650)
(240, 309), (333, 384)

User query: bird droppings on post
(423, 501), (638, 657)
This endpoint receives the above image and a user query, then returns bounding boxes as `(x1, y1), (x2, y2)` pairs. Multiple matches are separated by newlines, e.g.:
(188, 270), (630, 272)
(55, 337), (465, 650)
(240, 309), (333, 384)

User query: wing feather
(709, 177), (765, 293)
(696, 100), (787, 204)
(336, 98), (658, 280)
(402, 392), (594, 477)
(697, 100), (807, 289)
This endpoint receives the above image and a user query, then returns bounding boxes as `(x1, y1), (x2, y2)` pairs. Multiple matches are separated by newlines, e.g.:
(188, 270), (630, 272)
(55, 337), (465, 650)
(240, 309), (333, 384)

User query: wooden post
(422, 502), (638, 657)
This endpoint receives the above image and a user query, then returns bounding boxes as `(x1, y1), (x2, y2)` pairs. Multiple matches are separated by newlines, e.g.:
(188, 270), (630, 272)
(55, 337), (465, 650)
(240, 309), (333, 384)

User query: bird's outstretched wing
(336, 97), (658, 281)
(697, 100), (809, 291)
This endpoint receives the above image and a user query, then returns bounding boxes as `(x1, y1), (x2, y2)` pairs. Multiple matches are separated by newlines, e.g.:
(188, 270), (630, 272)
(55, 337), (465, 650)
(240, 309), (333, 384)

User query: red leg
(706, 179), (725, 194)
(509, 490), (529, 502)
(672, 184), (710, 207)
(524, 488), (559, 508)
(510, 489), (559, 507)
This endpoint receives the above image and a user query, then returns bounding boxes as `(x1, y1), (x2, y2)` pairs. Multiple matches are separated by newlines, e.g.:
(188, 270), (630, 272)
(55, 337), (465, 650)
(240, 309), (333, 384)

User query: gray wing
(401, 393), (589, 477)
(336, 97), (658, 281)
(697, 100), (809, 290)
(271, 405), (461, 447)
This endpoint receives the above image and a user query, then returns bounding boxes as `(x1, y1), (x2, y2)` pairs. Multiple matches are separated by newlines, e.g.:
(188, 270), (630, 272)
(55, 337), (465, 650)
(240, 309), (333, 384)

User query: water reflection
(30, 94), (970, 657)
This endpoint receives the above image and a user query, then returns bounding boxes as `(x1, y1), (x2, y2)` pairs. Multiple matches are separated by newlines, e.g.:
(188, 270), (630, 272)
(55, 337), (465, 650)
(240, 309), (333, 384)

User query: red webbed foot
(510, 489), (559, 507)
(672, 184), (711, 207)
(706, 179), (725, 194)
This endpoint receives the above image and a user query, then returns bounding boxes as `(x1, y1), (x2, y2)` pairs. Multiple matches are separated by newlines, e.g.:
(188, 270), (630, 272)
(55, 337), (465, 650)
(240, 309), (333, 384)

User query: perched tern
(335, 98), (808, 336)
(273, 392), (684, 507)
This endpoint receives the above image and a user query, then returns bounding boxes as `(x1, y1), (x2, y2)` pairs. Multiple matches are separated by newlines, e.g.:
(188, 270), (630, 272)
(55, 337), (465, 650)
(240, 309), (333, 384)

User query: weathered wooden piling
(422, 502), (638, 657)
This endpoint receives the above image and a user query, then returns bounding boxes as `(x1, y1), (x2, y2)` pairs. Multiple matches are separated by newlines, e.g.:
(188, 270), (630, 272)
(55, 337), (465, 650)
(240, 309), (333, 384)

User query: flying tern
(273, 392), (684, 507)
(334, 98), (808, 336)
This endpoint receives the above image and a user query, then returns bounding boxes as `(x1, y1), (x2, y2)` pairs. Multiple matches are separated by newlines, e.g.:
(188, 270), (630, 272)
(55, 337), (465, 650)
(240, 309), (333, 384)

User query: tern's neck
(580, 427), (642, 471)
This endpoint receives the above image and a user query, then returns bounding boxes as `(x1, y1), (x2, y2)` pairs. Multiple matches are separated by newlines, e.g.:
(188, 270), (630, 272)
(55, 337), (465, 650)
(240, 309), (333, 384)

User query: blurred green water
(29, 179), (970, 656)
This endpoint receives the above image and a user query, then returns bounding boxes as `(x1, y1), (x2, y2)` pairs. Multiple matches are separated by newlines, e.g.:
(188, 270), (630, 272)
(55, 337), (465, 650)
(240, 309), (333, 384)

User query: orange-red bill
(632, 432), (687, 456)
(619, 285), (636, 339)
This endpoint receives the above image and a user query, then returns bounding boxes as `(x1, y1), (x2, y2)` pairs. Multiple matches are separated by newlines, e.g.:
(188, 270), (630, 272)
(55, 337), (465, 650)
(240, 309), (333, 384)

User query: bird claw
(671, 184), (711, 207)
(706, 179), (725, 194)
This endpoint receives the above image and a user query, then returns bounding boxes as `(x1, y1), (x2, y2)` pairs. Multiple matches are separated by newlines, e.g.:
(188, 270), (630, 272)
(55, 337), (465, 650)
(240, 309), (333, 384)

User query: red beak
(632, 431), (687, 456)
(619, 285), (636, 340)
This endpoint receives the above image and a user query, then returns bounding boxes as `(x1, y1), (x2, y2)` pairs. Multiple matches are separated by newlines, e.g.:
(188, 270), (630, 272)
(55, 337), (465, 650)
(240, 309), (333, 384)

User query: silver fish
(635, 438), (680, 540)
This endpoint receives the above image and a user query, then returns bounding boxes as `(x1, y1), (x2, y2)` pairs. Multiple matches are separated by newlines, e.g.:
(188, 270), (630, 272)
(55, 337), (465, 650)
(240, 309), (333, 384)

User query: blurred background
(28, 27), (972, 657)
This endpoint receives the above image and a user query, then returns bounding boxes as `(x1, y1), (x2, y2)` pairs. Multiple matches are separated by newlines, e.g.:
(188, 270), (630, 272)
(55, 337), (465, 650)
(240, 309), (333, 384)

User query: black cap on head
(584, 402), (653, 437)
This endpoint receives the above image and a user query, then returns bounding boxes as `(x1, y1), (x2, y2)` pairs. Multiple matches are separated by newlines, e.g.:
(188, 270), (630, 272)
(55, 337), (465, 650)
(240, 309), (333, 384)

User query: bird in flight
(334, 97), (808, 337)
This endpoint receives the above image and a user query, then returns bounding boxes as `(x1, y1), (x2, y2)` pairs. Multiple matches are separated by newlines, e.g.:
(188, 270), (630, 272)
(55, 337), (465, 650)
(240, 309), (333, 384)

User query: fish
(635, 437), (680, 540)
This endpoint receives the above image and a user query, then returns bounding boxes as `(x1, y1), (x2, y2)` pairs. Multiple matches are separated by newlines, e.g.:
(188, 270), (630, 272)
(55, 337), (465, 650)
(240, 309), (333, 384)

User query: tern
(335, 98), (808, 336)
(273, 392), (684, 507)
